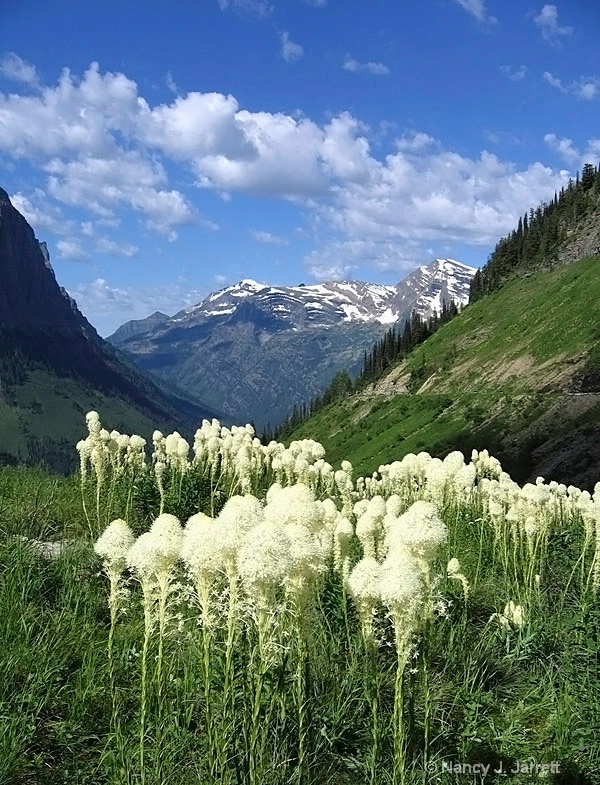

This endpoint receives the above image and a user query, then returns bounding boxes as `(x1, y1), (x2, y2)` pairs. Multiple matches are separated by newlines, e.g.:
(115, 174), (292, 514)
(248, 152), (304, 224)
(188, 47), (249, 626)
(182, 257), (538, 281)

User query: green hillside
(286, 254), (600, 488)
(0, 329), (222, 473)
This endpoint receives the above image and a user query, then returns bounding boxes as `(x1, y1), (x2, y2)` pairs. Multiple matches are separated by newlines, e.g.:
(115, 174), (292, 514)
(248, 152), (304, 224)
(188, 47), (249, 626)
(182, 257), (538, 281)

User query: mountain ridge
(0, 188), (220, 472)
(109, 259), (476, 429)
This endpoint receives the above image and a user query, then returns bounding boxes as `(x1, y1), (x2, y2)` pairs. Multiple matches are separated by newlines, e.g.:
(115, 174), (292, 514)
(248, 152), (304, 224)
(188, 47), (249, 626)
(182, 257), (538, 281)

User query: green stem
(367, 639), (380, 785)
(393, 651), (406, 785)
(202, 624), (216, 781)
(221, 576), (239, 779)
(139, 591), (153, 785)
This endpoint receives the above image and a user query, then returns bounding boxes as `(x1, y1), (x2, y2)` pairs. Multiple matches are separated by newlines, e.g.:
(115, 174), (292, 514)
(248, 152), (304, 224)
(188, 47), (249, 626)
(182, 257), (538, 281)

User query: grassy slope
(287, 255), (600, 487)
(1, 462), (598, 784)
(0, 367), (191, 473)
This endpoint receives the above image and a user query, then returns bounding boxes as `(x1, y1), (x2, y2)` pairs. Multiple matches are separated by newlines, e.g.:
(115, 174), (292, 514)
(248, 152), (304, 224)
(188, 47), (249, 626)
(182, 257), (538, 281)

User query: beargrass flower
(95, 518), (135, 575)
(347, 557), (381, 642)
(384, 500), (447, 565)
(491, 601), (525, 630)
(447, 557), (469, 600)
(379, 550), (424, 656)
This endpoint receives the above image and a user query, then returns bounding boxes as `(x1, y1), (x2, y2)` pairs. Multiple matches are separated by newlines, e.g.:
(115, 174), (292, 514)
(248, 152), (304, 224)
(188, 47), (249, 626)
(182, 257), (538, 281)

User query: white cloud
(543, 71), (600, 100)
(190, 109), (328, 196)
(214, 274), (228, 286)
(10, 189), (73, 235)
(543, 71), (566, 92)
(251, 229), (288, 245)
(483, 129), (523, 146)
(95, 237), (139, 258)
(0, 53), (40, 88)
(57, 239), (88, 261)
(69, 276), (206, 336)
(533, 4), (573, 45)
(577, 79), (599, 101)
(343, 56), (389, 75)
(453, 0), (497, 24)
(394, 132), (437, 153)
(1, 60), (574, 289)
(307, 144), (570, 281)
(501, 64), (527, 81)
(165, 71), (179, 95)
(544, 133), (600, 168)
(306, 238), (426, 282)
(279, 32), (304, 63)
(217, 0), (272, 17)
(303, 0), (326, 5)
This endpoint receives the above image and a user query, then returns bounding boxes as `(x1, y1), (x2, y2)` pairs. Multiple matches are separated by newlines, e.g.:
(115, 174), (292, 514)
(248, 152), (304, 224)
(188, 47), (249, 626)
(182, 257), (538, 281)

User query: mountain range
(109, 259), (476, 430)
(0, 187), (218, 472)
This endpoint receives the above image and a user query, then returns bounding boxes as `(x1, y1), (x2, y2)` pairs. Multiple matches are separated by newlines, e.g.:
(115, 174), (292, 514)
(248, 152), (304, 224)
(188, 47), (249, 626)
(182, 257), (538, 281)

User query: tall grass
(0, 418), (599, 784)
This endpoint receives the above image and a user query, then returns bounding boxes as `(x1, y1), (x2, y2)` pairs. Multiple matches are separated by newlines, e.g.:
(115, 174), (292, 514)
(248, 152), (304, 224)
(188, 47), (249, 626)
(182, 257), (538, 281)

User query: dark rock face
(0, 187), (219, 438)
(0, 188), (94, 333)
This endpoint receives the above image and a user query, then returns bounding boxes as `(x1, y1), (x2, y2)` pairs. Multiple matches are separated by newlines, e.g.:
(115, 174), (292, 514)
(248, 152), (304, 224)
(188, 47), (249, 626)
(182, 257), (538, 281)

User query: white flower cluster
(490, 600), (525, 631)
(77, 411), (147, 483)
(95, 482), (346, 643)
(347, 499), (447, 656)
(363, 450), (479, 508)
(85, 414), (342, 497)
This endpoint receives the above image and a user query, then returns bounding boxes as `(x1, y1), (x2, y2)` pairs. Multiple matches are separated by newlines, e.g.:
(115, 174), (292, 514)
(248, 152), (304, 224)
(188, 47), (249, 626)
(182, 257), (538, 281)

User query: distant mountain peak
(109, 257), (477, 429)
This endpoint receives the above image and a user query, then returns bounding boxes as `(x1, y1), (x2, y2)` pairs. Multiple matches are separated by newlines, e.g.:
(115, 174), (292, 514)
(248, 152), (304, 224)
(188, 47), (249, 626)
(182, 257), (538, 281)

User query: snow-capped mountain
(179, 279), (400, 327)
(111, 259), (475, 343)
(109, 258), (476, 429)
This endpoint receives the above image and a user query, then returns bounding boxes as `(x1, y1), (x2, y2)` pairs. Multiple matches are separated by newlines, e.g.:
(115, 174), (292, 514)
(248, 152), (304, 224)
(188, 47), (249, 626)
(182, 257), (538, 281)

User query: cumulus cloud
(394, 132), (437, 153)
(306, 238), (427, 282)
(217, 0), (272, 16)
(533, 4), (573, 45)
(279, 32), (304, 63)
(544, 133), (600, 167)
(343, 56), (389, 75)
(1, 59), (572, 289)
(543, 71), (599, 100)
(95, 237), (139, 258)
(251, 230), (288, 245)
(543, 71), (566, 92)
(10, 189), (73, 235)
(57, 239), (88, 261)
(0, 53), (40, 88)
(576, 78), (599, 100)
(453, 0), (497, 24)
(306, 144), (570, 281)
(165, 71), (179, 95)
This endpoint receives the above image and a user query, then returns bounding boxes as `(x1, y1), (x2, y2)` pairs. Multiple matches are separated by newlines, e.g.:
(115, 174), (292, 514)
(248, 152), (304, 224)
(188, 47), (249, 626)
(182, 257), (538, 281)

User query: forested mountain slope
(287, 252), (600, 489)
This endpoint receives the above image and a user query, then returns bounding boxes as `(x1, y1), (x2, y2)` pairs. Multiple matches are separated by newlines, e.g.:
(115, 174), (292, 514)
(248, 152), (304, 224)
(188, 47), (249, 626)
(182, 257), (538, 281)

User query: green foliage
(470, 162), (600, 301)
(287, 254), (600, 488)
(1, 461), (599, 783)
(276, 301), (460, 441)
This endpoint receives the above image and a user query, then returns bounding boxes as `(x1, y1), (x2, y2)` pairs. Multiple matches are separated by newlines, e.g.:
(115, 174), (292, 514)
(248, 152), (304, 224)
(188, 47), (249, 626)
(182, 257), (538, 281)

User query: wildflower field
(1, 412), (599, 784)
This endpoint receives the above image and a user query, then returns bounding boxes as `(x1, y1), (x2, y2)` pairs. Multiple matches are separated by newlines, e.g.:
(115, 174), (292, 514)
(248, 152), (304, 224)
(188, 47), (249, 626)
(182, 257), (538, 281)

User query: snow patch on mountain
(110, 259), (477, 343)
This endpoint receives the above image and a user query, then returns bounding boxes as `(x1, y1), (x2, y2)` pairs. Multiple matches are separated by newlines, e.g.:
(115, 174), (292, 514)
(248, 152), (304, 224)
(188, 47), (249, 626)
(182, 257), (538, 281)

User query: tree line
(470, 162), (600, 302)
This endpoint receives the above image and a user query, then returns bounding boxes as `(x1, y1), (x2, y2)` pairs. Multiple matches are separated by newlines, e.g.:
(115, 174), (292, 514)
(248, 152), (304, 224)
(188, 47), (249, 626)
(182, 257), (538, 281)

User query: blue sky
(1, 0), (598, 335)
